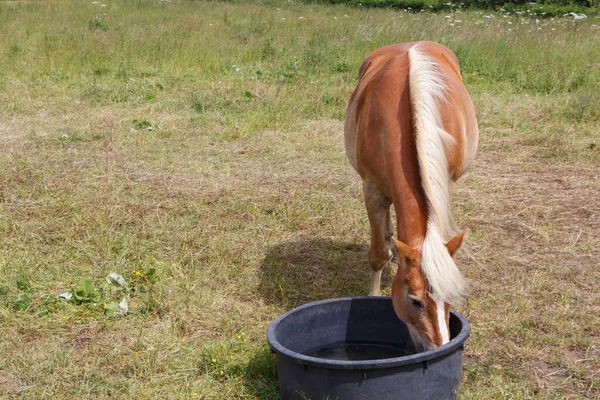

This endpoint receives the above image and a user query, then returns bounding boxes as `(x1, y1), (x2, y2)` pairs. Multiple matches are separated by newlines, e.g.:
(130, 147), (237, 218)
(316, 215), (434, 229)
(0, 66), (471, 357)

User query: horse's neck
(389, 146), (429, 249)
(394, 199), (428, 249)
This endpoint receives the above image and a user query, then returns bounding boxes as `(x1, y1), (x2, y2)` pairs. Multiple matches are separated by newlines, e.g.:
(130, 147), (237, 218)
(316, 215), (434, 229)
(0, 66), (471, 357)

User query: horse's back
(345, 41), (478, 186)
(344, 45), (413, 192)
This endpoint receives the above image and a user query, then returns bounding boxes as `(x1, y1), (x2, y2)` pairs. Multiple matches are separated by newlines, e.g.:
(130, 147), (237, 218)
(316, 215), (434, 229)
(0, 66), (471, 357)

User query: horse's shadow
(249, 239), (393, 399)
(258, 238), (392, 311)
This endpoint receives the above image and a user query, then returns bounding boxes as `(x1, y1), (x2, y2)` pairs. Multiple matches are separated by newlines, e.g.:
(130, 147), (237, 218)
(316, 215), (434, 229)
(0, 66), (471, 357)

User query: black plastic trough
(267, 296), (470, 400)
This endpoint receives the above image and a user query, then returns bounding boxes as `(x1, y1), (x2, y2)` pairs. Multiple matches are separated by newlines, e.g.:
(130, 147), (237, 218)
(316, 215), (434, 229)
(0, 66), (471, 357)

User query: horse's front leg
(363, 180), (393, 296)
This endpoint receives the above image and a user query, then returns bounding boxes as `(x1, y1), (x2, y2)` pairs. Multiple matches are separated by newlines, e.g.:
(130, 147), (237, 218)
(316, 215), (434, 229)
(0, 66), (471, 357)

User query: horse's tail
(408, 44), (467, 304)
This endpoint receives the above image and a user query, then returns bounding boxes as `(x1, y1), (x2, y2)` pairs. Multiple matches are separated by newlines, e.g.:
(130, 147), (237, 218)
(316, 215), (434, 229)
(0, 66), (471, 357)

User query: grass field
(1, 0), (599, 398)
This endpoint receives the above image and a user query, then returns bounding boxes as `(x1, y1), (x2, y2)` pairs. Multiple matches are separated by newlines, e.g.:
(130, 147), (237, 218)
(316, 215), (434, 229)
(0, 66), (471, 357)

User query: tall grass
(2, 0), (599, 109)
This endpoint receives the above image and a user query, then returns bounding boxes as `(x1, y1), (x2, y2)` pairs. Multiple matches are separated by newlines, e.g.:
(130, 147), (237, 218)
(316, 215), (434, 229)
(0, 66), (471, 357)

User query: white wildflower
(106, 272), (128, 289)
(117, 297), (128, 315)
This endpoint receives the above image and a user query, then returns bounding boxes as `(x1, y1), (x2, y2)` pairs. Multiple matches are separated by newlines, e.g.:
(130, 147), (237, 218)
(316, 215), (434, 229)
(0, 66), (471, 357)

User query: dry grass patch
(1, 1), (600, 399)
(453, 94), (600, 399)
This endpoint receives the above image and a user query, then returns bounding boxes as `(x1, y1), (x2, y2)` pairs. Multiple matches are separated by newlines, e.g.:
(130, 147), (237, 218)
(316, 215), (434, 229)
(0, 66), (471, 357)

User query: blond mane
(408, 44), (468, 304)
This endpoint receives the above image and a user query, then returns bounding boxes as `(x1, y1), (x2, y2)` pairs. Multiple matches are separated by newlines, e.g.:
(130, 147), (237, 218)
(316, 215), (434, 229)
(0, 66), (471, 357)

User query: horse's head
(391, 231), (467, 351)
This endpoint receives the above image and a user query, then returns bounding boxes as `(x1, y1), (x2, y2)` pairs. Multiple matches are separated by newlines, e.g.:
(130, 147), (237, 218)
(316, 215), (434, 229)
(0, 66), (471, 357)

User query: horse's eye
(409, 297), (424, 309)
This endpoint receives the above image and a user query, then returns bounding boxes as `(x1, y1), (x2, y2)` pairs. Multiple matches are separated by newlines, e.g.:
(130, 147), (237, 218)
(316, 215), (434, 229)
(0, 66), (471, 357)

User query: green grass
(1, 0), (599, 399)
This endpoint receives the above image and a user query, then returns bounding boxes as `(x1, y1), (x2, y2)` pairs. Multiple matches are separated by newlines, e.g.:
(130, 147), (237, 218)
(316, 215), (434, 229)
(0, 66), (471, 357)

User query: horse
(344, 42), (478, 350)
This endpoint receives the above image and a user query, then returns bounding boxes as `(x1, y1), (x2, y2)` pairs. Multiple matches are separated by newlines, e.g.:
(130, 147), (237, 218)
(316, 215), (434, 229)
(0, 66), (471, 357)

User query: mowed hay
(1, 1), (599, 398)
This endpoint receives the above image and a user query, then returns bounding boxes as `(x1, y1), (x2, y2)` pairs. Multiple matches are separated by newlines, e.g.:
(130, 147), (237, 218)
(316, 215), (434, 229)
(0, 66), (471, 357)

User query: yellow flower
(241, 332), (245, 335)
(136, 271), (141, 276)
(193, 393), (198, 397)
(237, 335), (241, 339)
(181, 339), (185, 343)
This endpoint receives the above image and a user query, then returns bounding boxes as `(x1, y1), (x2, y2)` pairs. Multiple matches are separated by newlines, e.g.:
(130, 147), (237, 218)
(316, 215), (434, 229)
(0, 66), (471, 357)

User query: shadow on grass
(258, 238), (392, 311)
(247, 239), (394, 399)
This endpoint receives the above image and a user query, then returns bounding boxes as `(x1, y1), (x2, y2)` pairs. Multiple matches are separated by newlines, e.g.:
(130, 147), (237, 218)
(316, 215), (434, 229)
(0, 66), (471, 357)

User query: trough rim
(267, 296), (470, 370)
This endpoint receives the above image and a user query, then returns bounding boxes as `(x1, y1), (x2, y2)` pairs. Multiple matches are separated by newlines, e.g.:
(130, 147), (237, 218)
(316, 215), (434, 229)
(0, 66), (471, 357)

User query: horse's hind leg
(363, 180), (393, 296)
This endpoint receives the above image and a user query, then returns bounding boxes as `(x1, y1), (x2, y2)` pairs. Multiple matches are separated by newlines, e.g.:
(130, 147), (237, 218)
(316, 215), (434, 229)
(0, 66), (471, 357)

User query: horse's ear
(445, 230), (468, 258)
(393, 238), (418, 260)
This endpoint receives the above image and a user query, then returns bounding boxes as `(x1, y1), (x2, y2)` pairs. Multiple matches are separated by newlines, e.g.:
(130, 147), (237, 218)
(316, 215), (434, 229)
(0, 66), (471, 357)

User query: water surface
(305, 342), (412, 361)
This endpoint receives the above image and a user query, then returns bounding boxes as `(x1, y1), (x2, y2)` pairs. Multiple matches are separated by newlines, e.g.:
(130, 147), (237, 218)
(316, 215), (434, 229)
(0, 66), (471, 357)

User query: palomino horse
(344, 42), (478, 350)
